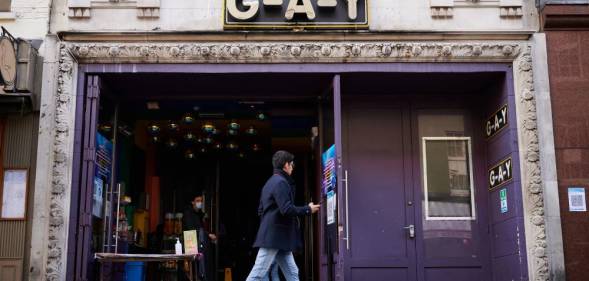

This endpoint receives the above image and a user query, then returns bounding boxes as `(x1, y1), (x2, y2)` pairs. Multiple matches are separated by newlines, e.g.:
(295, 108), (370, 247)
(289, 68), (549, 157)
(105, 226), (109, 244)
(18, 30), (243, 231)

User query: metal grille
(0, 115), (37, 259)
(0, 221), (26, 257)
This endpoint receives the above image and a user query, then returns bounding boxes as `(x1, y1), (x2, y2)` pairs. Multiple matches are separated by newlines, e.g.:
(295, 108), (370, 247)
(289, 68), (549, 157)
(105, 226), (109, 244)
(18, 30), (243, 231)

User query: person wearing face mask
(182, 191), (217, 281)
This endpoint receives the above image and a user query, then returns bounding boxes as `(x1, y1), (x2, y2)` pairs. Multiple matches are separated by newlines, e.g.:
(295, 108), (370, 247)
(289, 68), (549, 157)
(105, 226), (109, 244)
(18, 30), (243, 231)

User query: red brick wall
(546, 30), (589, 281)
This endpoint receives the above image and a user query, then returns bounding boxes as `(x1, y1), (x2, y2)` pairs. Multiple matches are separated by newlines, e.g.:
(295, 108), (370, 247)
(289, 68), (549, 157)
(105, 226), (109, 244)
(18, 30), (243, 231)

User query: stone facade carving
(46, 41), (547, 281)
(67, 42), (523, 62)
(515, 46), (549, 281)
(47, 43), (75, 281)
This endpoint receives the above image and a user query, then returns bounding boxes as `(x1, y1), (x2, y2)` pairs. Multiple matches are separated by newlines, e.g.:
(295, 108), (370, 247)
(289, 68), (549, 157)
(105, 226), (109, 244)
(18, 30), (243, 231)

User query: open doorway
(88, 73), (333, 281)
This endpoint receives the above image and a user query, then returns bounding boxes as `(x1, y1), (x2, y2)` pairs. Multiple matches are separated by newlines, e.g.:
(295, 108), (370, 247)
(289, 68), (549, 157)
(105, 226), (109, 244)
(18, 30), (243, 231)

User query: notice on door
(489, 157), (512, 190)
(322, 145), (337, 225)
(568, 187), (587, 212)
(327, 191), (336, 225)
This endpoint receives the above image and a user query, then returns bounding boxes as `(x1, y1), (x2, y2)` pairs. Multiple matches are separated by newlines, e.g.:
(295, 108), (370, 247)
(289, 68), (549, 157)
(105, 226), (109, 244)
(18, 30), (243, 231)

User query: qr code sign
(568, 187), (587, 212)
(571, 194), (584, 207)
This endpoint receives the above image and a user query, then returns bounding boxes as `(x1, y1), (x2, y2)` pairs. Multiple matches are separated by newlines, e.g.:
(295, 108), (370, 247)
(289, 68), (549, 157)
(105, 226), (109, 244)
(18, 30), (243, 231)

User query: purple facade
(68, 63), (529, 281)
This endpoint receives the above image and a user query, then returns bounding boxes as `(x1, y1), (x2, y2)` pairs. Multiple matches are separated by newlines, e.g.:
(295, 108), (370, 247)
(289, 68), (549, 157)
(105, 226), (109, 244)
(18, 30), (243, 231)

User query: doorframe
(36, 41), (552, 281)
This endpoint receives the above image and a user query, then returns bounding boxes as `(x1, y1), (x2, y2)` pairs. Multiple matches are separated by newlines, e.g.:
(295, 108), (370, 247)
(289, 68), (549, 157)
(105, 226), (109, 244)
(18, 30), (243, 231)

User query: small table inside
(95, 253), (202, 281)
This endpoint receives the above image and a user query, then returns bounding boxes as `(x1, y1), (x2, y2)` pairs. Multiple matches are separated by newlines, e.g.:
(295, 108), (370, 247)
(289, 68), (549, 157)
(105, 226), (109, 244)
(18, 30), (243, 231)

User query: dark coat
(182, 206), (205, 232)
(253, 169), (311, 251)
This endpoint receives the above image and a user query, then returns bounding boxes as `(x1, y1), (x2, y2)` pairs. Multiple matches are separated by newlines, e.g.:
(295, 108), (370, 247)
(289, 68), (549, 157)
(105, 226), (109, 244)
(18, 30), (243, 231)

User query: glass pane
(418, 110), (479, 259)
(424, 139), (473, 218)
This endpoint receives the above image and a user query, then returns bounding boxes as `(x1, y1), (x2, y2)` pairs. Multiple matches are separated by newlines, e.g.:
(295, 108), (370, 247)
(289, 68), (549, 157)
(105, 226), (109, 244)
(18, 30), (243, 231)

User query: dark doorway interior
(92, 73), (328, 281)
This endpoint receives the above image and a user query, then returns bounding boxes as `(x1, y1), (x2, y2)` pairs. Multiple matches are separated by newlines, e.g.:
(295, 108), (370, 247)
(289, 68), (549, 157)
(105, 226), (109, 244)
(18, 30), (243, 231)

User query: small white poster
(568, 187), (587, 212)
(326, 191), (336, 225)
(1, 169), (28, 219)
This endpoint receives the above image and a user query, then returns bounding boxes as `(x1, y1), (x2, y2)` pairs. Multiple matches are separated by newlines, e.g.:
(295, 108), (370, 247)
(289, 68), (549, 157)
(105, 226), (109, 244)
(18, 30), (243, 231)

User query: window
(422, 137), (475, 220)
(0, 0), (11, 12)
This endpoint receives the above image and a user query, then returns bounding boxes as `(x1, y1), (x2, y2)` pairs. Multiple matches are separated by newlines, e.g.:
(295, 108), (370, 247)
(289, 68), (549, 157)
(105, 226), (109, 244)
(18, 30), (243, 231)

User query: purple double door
(336, 97), (491, 281)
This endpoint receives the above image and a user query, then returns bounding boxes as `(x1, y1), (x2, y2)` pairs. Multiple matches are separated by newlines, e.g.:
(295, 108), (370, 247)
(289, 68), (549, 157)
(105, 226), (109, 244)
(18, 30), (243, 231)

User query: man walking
(246, 150), (320, 281)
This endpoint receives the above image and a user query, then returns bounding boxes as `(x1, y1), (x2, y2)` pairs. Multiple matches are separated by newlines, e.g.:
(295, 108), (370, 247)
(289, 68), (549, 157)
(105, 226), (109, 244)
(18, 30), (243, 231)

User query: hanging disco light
(203, 136), (214, 145)
(151, 136), (161, 144)
(168, 121), (180, 132)
(182, 113), (195, 125)
(227, 142), (239, 152)
(237, 151), (246, 159)
(166, 138), (178, 149)
(252, 143), (262, 152)
(245, 125), (257, 136)
(228, 120), (240, 130)
(147, 123), (161, 136)
(183, 132), (197, 143)
(198, 146), (208, 154)
(256, 112), (267, 121)
(228, 128), (239, 136)
(213, 142), (224, 150)
(184, 149), (195, 160)
(202, 122), (215, 134)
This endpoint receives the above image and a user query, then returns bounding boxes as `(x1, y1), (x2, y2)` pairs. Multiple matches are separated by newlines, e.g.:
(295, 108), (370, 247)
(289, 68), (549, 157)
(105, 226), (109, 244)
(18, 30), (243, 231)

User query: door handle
(342, 170), (350, 250)
(403, 224), (415, 239)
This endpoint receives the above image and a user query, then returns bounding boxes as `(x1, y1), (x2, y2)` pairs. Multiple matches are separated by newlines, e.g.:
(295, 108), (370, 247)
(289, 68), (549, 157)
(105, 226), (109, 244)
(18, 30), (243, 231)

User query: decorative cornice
(65, 41), (523, 63)
(46, 41), (547, 281)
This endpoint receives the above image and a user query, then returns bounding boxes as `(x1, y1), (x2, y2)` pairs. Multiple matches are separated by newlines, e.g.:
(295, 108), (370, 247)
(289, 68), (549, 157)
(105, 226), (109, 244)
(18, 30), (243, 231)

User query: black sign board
(224, 0), (368, 29)
(485, 104), (508, 139)
(489, 157), (513, 190)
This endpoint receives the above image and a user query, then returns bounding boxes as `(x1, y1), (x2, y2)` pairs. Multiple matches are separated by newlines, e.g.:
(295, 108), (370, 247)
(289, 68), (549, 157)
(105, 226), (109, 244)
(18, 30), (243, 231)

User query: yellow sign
(183, 230), (199, 255)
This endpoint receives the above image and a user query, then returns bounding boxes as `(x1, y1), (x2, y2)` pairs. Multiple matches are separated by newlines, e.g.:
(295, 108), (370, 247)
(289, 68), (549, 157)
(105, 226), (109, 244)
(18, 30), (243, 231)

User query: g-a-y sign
(489, 157), (513, 190)
(485, 104), (508, 139)
(224, 0), (368, 29)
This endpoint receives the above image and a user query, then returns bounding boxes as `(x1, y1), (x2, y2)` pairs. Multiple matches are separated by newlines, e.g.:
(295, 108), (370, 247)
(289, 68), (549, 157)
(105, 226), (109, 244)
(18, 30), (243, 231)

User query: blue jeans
(261, 262), (280, 281)
(246, 248), (299, 281)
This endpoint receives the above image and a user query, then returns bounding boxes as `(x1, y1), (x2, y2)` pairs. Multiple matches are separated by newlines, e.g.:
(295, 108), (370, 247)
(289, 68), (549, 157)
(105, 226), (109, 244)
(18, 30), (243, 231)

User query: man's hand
(208, 233), (217, 242)
(308, 202), (320, 214)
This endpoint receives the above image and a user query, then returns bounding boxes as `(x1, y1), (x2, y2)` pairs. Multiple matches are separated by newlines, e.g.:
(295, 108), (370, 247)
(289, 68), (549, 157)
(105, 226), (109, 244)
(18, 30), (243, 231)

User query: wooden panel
(0, 259), (23, 281)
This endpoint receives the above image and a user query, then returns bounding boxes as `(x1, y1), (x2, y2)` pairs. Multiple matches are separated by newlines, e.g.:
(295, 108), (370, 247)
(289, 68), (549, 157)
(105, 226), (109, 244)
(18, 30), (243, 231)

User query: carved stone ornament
(49, 41), (547, 281)
(65, 42), (525, 63)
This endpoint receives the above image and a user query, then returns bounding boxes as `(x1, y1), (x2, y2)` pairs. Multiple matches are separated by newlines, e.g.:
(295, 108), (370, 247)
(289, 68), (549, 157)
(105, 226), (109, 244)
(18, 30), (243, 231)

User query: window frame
(422, 136), (476, 221)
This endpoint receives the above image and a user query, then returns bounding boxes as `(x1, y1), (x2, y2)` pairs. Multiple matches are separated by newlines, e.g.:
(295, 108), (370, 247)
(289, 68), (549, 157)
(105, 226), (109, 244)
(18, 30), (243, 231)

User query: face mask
(194, 202), (203, 210)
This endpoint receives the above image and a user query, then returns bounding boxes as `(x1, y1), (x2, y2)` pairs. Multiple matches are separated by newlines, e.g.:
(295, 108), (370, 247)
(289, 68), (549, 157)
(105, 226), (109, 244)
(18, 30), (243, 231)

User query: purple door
(339, 98), (491, 281)
(341, 99), (417, 281)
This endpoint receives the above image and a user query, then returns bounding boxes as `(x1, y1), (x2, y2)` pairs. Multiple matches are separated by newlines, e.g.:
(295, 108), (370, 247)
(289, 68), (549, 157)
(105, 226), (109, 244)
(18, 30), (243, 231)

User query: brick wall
(546, 28), (589, 281)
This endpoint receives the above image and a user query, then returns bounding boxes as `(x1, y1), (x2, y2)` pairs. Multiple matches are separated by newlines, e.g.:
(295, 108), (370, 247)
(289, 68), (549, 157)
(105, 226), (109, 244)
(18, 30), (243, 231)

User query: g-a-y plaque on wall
(489, 157), (513, 190)
(224, 0), (368, 29)
(485, 104), (508, 139)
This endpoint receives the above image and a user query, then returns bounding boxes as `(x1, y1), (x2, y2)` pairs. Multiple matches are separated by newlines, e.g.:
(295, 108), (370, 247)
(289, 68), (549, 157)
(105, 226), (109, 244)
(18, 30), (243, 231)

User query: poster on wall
(322, 145), (337, 225)
(1, 169), (28, 219)
(93, 133), (112, 218)
(568, 187), (587, 212)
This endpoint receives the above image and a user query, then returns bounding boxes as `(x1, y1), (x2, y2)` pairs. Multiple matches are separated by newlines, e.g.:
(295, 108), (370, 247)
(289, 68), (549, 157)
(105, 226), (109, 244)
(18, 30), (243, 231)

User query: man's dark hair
(272, 150), (294, 170)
